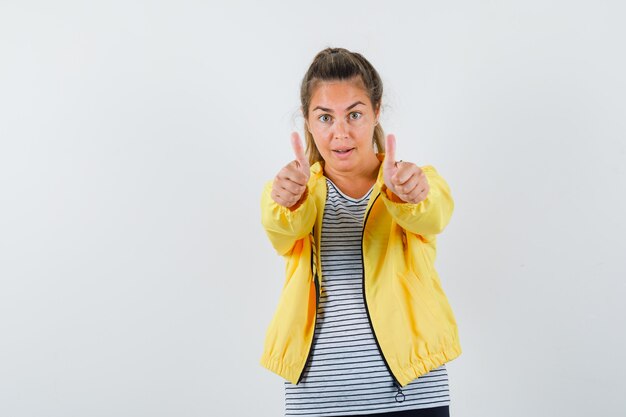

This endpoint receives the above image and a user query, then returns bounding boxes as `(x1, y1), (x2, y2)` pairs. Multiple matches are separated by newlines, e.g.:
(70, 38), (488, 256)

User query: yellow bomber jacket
(259, 153), (462, 388)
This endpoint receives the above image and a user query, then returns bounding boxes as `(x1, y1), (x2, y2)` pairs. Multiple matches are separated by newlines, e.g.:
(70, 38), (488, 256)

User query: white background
(1, 1), (625, 416)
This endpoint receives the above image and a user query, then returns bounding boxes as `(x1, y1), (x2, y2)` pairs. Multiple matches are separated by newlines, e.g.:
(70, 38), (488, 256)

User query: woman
(259, 47), (462, 417)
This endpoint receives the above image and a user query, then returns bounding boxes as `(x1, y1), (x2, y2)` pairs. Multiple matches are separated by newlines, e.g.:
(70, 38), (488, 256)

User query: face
(306, 78), (380, 173)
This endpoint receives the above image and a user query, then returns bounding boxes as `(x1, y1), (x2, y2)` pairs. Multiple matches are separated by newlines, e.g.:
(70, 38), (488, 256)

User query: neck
(323, 153), (381, 198)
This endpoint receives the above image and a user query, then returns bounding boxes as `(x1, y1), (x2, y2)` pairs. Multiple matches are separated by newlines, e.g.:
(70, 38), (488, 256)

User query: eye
(318, 114), (331, 123)
(349, 112), (362, 120)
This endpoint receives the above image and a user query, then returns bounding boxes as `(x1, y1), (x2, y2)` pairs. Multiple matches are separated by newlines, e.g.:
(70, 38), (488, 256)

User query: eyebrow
(312, 101), (366, 112)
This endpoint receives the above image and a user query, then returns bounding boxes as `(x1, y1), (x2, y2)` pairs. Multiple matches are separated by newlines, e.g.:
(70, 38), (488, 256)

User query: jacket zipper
(361, 193), (406, 403)
(295, 191), (405, 403)
(296, 228), (320, 385)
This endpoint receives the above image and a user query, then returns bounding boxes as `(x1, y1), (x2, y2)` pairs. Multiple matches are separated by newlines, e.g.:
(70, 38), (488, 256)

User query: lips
(332, 148), (354, 154)
(332, 147), (355, 160)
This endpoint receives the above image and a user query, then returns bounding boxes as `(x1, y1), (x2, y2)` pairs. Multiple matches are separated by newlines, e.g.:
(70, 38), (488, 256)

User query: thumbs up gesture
(271, 132), (311, 208)
(383, 134), (430, 204)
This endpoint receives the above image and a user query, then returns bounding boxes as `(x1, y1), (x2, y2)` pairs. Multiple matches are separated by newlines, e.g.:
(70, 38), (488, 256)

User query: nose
(333, 118), (349, 140)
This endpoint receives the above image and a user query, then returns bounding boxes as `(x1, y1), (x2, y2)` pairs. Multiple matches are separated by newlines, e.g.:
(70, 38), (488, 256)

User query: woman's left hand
(383, 134), (430, 204)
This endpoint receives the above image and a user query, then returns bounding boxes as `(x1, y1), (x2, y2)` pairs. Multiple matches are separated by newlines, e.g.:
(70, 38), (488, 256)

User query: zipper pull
(394, 381), (405, 403)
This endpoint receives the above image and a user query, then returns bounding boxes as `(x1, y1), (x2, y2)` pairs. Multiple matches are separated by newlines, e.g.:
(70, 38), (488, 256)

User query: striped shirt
(284, 178), (450, 416)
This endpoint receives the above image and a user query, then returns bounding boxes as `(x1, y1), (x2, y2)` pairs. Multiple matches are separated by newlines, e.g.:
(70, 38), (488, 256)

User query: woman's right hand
(270, 132), (311, 208)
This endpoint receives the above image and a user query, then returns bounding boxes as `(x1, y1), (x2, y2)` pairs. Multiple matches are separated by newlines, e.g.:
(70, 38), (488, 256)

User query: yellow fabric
(259, 153), (462, 387)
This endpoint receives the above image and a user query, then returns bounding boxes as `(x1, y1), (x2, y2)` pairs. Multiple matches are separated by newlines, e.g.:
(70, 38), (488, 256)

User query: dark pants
(338, 405), (450, 417)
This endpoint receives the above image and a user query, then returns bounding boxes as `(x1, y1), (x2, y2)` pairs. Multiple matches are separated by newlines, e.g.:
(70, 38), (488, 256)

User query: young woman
(259, 47), (462, 417)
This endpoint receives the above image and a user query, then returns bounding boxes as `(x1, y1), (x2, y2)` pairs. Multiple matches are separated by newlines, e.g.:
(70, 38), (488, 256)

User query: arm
(260, 179), (317, 256)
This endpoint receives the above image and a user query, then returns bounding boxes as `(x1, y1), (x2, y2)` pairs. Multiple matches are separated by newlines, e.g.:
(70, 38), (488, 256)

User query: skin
(271, 78), (430, 208)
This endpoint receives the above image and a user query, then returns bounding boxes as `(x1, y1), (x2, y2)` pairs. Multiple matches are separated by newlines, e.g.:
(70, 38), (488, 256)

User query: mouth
(332, 147), (355, 154)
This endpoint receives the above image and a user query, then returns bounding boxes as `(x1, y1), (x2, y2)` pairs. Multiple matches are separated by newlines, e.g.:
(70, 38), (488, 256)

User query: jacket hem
(395, 341), (463, 387)
(259, 354), (301, 385)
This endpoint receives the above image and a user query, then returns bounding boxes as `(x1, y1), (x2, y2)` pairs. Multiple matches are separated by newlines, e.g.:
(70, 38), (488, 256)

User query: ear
(374, 103), (381, 125)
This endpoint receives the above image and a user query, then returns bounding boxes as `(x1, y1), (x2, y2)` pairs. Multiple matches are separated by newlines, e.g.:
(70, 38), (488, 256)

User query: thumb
(290, 131), (309, 172)
(384, 134), (396, 171)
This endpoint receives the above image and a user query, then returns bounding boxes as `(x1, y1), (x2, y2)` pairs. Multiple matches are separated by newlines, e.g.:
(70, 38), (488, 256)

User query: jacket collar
(310, 153), (387, 182)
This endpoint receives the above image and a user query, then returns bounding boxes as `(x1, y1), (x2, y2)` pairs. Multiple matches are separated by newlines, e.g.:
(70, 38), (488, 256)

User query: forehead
(310, 79), (372, 108)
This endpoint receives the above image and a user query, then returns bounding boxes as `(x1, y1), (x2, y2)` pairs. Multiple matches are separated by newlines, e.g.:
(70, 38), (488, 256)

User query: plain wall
(1, 1), (625, 416)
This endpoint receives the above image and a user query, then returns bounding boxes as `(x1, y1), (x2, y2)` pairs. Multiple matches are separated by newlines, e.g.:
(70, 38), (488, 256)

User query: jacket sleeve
(375, 165), (454, 238)
(260, 179), (317, 257)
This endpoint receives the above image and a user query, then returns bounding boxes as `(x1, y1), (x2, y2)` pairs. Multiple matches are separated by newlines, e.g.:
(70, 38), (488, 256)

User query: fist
(383, 134), (429, 204)
(271, 132), (311, 208)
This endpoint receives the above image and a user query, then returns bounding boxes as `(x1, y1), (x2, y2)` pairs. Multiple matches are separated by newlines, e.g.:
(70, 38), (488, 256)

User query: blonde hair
(300, 47), (385, 166)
